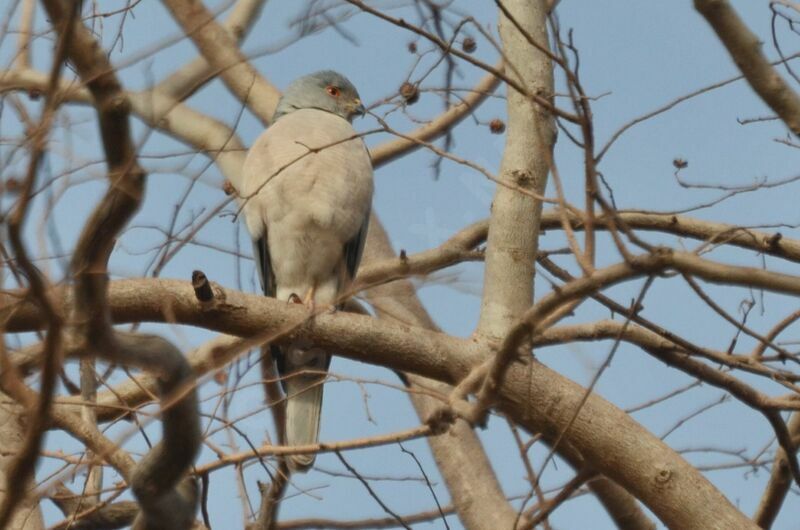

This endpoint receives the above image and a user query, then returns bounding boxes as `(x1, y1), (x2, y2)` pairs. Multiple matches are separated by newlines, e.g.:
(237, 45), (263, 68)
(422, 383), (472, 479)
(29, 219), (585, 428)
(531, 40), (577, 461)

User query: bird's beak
(350, 98), (366, 119)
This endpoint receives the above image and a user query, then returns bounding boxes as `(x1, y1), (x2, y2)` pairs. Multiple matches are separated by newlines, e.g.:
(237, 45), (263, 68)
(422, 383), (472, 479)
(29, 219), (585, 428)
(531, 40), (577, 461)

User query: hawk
(241, 71), (373, 471)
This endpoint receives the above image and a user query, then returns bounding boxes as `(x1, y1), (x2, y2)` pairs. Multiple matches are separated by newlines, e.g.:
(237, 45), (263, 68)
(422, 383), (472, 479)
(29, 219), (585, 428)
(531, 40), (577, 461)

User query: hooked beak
(349, 98), (366, 119)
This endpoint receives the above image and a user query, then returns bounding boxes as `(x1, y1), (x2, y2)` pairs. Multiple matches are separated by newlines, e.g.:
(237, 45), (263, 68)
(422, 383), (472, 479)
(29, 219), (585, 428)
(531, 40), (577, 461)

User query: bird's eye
(326, 86), (340, 97)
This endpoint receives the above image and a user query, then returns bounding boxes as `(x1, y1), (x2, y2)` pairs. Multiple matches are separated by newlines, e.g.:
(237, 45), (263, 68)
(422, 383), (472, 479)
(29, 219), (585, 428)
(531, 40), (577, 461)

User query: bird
(241, 71), (373, 471)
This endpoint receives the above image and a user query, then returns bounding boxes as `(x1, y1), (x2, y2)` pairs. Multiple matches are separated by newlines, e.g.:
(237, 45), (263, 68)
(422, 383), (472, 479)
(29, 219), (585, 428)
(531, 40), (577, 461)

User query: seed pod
(462, 37), (477, 53)
(4, 177), (20, 193)
(489, 118), (506, 134)
(400, 82), (420, 105)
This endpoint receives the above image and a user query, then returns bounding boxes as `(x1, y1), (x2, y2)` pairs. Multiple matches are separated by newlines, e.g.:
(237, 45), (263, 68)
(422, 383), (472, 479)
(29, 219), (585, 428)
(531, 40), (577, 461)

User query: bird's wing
(342, 207), (370, 286)
(253, 234), (276, 297)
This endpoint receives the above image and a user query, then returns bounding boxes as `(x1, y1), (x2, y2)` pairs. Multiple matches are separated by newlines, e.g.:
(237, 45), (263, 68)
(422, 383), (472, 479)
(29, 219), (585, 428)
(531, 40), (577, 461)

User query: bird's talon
(288, 293), (303, 305)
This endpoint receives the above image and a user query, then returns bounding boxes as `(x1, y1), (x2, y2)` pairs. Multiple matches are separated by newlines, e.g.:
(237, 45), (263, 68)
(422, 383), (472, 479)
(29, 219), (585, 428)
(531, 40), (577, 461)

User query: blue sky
(3, 0), (800, 528)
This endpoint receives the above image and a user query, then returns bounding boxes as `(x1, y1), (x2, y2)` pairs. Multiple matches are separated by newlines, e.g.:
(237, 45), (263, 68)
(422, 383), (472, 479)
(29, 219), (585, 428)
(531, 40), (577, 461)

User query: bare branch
(361, 215), (524, 529)
(1, 275), (762, 529)
(14, 0), (35, 69)
(0, 0), (77, 523)
(754, 412), (800, 528)
(160, 0), (280, 124)
(0, 396), (45, 530)
(370, 68), (502, 168)
(695, 0), (800, 135)
(156, 0), (268, 100)
(476, 0), (555, 342)
(36, 2), (203, 528)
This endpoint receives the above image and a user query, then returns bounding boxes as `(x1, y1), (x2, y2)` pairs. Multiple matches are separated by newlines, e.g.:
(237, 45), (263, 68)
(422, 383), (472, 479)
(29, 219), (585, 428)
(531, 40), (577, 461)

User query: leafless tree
(1, 1), (799, 529)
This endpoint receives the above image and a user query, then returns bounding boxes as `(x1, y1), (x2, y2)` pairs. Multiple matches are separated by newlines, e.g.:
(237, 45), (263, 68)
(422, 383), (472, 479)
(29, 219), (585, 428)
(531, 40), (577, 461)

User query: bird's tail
(281, 345), (329, 472)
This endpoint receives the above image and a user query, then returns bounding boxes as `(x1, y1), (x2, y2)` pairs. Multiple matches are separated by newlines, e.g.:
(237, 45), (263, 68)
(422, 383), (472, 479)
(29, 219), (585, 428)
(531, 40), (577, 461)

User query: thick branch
(0, 398), (45, 530)
(361, 215), (523, 529)
(38, 2), (203, 528)
(476, 0), (555, 339)
(754, 412), (800, 528)
(695, 0), (800, 135)
(2, 275), (760, 528)
(156, 0), (268, 100)
(160, 0), (280, 124)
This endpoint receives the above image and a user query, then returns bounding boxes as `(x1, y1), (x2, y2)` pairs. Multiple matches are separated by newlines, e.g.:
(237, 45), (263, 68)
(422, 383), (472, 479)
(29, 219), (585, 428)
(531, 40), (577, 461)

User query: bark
(161, 0), (280, 124)
(362, 217), (656, 529)
(754, 412), (800, 528)
(1, 277), (758, 529)
(0, 399), (44, 530)
(695, 0), (800, 135)
(476, 0), (555, 339)
(362, 216), (521, 529)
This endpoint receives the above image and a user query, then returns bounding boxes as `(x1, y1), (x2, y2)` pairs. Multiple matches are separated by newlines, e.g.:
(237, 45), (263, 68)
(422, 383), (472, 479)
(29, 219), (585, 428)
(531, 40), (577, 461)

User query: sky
(2, 0), (800, 528)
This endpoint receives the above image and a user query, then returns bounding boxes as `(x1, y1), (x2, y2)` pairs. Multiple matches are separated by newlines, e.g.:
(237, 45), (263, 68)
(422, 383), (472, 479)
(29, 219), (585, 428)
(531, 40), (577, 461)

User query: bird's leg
(302, 285), (317, 311)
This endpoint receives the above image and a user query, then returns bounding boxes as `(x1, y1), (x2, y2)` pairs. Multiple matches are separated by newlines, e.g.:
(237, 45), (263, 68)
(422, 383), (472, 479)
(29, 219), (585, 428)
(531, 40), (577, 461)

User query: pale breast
(241, 108), (374, 288)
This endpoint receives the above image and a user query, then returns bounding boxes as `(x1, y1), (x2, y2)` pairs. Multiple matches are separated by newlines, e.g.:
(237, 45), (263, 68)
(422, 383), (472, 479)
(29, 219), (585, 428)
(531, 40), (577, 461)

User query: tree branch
(695, 0), (800, 135)
(37, 2), (203, 528)
(361, 215), (525, 529)
(476, 0), (555, 342)
(754, 411), (800, 528)
(160, 0), (280, 124)
(2, 274), (761, 528)
(370, 69), (502, 168)
(156, 0), (268, 101)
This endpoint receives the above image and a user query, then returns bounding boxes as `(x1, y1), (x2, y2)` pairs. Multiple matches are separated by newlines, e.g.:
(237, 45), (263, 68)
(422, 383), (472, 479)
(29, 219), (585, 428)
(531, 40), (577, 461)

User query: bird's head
(273, 70), (366, 123)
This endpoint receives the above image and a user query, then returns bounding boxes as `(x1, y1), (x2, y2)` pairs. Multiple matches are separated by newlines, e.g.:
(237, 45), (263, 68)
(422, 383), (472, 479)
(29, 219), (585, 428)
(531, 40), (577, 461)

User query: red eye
(326, 86), (340, 97)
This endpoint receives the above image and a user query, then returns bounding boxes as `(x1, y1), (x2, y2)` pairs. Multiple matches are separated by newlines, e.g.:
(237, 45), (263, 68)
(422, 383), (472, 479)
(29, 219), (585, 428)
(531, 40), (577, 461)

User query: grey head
(273, 70), (365, 123)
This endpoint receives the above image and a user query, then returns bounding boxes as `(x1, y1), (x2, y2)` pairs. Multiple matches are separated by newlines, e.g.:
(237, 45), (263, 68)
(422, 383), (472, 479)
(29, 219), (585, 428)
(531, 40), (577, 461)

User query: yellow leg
(303, 285), (317, 311)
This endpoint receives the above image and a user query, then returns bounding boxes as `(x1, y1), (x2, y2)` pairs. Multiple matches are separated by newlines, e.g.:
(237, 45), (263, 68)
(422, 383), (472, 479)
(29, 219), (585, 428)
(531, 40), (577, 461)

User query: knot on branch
(192, 270), (214, 302)
(511, 169), (533, 186)
(222, 179), (237, 196)
(398, 249), (410, 271)
(653, 464), (674, 489)
(192, 270), (225, 307)
(765, 232), (783, 250)
(425, 405), (457, 435)
(2, 176), (20, 194)
(630, 247), (672, 273)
